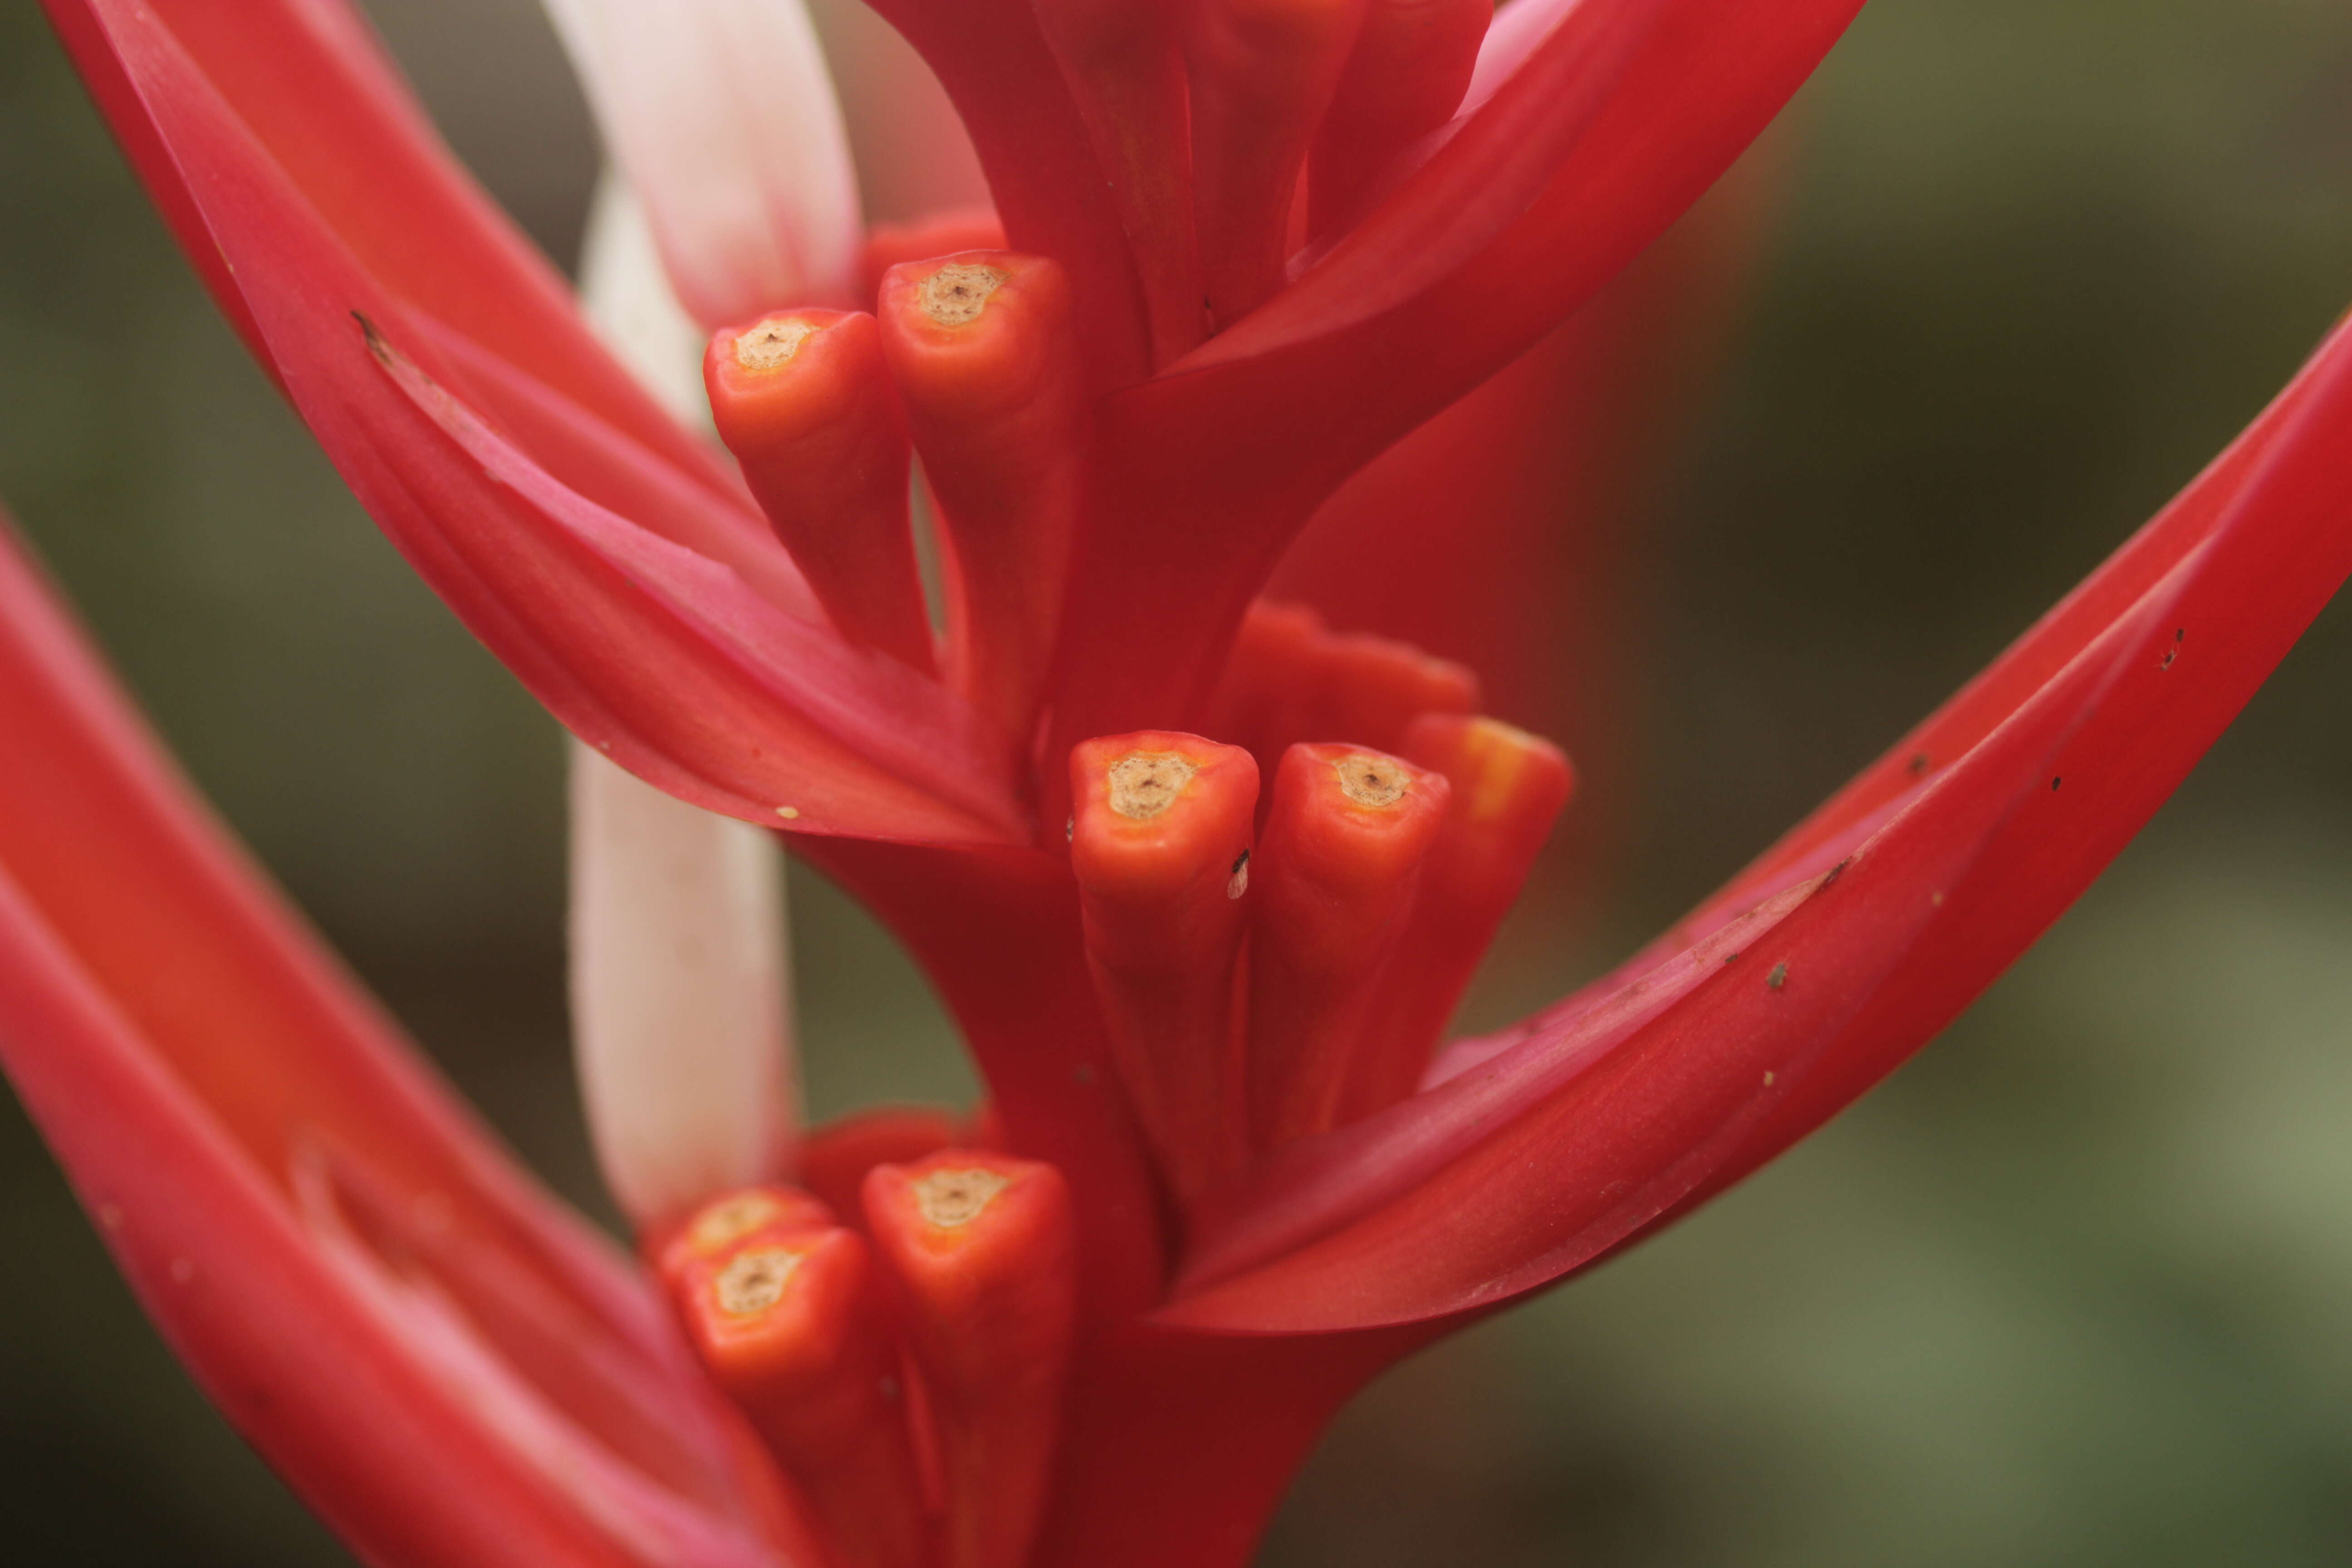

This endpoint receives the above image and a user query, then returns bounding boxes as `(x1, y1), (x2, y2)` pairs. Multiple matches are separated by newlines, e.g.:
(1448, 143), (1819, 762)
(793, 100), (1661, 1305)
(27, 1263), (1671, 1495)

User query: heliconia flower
(7, 2), (2351, 1567)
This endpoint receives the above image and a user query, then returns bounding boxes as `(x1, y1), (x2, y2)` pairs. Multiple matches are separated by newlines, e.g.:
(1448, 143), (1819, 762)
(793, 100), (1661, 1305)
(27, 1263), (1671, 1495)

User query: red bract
(7, 1), (2351, 1566)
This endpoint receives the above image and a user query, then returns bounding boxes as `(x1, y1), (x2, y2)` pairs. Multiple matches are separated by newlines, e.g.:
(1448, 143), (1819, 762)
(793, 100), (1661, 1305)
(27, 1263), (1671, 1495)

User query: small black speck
(1231, 848), (1250, 874)
(2175, 627), (2185, 642)
(1820, 858), (1849, 889)
(2051, 775), (2063, 791)
(1907, 753), (1930, 775)
(1767, 962), (1789, 991)
(1724, 951), (1743, 964)
(2161, 650), (2176, 670)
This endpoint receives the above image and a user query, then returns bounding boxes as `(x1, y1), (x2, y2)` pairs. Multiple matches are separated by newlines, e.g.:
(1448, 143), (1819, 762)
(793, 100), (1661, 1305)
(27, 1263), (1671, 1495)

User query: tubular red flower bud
(1308, 0), (1491, 233)
(647, 1184), (835, 1287)
(878, 254), (1088, 741)
(702, 309), (935, 671)
(1187, 0), (1370, 328)
(1207, 601), (1480, 783)
(1336, 715), (1575, 1121)
(1068, 732), (1260, 1205)
(863, 1151), (1078, 1568)
(1030, 0), (1203, 361)
(798, 1104), (962, 1224)
(859, 211), (1010, 303)
(1247, 743), (1449, 1148)
(674, 1224), (929, 1568)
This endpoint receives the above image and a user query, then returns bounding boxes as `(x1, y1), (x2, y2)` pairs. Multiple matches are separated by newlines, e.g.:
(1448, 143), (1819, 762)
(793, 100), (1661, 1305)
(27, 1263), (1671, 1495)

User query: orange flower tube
(1337, 714), (1576, 1121)
(864, 1151), (1079, 1568)
(1246, 742), (1449, 1147)
(672, 1223), (930, 1568)
(879, 253), (1088, 740)
(703, 309), (936, 672)
(1068, 731), (1261, 1205)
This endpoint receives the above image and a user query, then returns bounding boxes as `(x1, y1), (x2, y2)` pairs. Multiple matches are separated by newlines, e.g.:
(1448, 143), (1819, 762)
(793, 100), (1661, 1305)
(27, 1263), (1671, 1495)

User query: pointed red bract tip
(797, 1104), (964, 1225)
(704, 310), (936, 672)
(1031, 0), (1203, 362)
(864, 1150), (1078, 1568)
(879, 252), (1087, 744)
(673, 1222), (930, 1568)
(1247, 742), (1450, 1147)
(1338, 714), (1574, 1119)
(859, 210), (1011, 303)
(1069, 731), (1261, 1206)
(1187, 0), (1371, 327)
(1309, 0), (1491, 234)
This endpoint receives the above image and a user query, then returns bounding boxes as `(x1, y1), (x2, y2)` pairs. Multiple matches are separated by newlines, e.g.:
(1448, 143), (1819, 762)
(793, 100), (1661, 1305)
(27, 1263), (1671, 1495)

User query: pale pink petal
(543, 0), (863, 324)
(568, 743), (796, 1231)
(577, 171), (714, 426)
(568, 187), (801, 1229)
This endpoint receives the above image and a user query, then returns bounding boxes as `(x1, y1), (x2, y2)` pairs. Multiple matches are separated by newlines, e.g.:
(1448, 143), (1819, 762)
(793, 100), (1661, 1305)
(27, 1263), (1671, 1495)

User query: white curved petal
(569, 741), (796, 1226)
(545, 0), (863, 325)
(568, 181), (799, 1227)
(577, 172), (711, 422)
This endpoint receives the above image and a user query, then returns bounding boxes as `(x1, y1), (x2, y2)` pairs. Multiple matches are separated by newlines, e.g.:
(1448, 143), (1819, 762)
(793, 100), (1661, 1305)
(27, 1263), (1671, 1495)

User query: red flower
(6, 1), (2349, 1565)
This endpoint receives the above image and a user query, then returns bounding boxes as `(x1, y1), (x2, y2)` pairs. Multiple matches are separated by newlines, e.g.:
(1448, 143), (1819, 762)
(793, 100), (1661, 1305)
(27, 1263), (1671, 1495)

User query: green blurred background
(3, 0), (2350, 1562)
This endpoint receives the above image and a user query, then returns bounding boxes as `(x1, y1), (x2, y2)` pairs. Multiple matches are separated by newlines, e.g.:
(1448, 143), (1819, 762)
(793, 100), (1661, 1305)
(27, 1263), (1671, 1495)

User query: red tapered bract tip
(1187, 0), (1370, 328)
(1248, 742), (1449, 1148)
(1069, 732), (1262, 1205)
(799, 1104), (963, 1224)
(1309, 0), (1491, 233)
(675, 1224), (930, 1568)
(649, 1184), (835, 1285)
(860, 211), (1011, 302)
(1031, 0), (1203, 361)
(704, 310), (935, 671)
(1338, 714), (1575, 1118)
(863, 1151), (1078, 1568)
(879, 253), (1088, 742)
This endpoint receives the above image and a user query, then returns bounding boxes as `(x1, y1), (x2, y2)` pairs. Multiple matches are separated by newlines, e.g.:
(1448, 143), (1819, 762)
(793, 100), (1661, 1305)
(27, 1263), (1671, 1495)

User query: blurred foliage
(0, 0), (2347, 1562)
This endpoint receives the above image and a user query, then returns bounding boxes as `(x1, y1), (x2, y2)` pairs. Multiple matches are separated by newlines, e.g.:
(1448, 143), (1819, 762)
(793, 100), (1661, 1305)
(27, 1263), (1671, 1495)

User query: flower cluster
(3, 0), (2348, 1565)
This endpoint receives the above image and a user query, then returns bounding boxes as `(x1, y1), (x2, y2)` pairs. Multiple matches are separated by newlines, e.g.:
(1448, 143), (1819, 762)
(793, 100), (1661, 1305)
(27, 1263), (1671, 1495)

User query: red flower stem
(1337, 714), (1575, 1120)
(1030, 0), (1204, 363)
(703, 310), (936, 672)
(864, 1152), (1078, 1568)
(879, 253), (1088, 745)
(1068, 732), (1260, 1206)
(797, 1105), (963, 1226)
(1029, 1322), (1440, 1568)
(1308, 0), (1491, 234)
(1246, 743), (1449, 1147)
(674, 1224), (930, 1568)
(1186, 0), (1369, 328)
